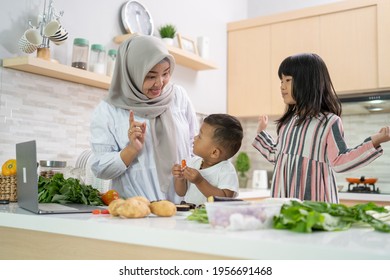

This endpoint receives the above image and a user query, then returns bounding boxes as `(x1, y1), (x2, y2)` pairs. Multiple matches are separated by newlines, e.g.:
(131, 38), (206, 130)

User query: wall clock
(121, 1), (154, 36)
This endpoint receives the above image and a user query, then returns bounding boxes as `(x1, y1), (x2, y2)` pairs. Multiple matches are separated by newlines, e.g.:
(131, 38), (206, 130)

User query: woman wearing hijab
(90, 34), (199, 203)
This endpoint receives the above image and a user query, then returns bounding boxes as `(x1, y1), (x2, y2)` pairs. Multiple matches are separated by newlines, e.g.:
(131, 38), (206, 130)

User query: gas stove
(347, 183), (380, 194)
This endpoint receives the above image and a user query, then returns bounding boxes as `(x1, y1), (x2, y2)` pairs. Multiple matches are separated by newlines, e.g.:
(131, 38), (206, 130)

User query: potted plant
(235, 151), (251, 188)
(158, 24), (177, 45)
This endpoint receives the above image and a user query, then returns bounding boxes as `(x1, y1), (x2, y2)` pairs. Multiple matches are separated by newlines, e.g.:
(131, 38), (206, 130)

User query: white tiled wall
(0, 67), (107, 166)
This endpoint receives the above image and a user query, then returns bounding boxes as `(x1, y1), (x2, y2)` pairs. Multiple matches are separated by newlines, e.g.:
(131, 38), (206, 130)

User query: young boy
(171, 114), (243, 205)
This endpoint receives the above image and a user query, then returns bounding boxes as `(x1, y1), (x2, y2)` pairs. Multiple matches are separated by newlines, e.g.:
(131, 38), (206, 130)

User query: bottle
(71, 38), (89, 70)
(106, 49), (117, 77)
(89, 44), (106, 74)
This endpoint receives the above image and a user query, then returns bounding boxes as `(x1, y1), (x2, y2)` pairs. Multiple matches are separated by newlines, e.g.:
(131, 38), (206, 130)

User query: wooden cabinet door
(227, 26), (272, 117)
(227, 0), (390, 117)
(319, 5), (378, 93)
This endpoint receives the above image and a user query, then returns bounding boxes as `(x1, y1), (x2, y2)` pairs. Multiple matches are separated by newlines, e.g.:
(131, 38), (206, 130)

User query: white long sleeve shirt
(90, 85), (199, 203)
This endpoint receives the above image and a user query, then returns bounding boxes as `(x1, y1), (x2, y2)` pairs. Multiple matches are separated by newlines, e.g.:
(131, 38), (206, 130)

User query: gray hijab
(106, 34), (177, 193)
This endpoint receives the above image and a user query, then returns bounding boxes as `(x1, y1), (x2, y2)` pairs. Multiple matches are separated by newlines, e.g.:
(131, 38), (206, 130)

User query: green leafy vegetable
(273, 200), (390, 233)
(187, 207), (209, 224)
(38, 173), (104, 206)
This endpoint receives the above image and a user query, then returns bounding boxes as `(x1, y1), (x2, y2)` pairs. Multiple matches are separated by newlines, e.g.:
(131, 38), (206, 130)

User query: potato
(132, 196), (150, 206)
(150, 200), (177, 217)
(108, 198), (125, 216)
(117, 197), (151, 218)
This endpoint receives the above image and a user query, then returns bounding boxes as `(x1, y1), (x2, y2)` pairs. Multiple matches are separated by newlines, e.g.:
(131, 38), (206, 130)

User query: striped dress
(252, 113), (383, 203)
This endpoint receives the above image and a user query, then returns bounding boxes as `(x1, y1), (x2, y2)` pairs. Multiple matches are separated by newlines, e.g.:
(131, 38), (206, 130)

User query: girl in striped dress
(252, 53), (390, 203)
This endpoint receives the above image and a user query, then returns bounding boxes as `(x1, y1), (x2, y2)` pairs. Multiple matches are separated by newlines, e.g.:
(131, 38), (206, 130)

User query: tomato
(101, 190), (120, 206)
(1, 159), (17, 176)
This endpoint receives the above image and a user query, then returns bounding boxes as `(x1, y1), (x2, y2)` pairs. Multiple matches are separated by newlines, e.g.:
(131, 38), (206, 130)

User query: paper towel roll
(252, 170), (268, 189)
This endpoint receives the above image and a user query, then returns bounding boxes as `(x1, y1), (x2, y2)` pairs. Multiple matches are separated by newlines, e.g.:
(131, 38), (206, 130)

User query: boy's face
(193, 122), (216, 159)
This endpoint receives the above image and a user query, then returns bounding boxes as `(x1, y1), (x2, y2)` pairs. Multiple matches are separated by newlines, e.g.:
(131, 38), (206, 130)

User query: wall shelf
(2, 56), (111, 89)
(113, 34), (218, 71)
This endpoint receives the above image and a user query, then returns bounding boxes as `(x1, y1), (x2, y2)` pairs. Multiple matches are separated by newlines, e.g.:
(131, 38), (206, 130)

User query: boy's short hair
(203, 114), (243, 159)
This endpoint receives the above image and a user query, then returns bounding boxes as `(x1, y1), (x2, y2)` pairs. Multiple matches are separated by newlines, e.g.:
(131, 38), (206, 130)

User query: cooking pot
(346, 176), (377, 184)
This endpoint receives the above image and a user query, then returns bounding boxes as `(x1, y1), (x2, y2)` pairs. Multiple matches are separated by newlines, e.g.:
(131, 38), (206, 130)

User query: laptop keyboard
(39, 203), (79, 211)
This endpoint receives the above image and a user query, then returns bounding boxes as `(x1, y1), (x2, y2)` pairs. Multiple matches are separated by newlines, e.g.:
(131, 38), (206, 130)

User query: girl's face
(142, 60), (171, 99)
(193, 123), (216, 159)
(280, 74), (296, 105)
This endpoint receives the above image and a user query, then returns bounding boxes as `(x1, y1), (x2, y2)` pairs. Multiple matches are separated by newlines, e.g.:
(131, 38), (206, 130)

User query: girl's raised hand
(371, 126), (390, 147)
(257, 115), (269, 134)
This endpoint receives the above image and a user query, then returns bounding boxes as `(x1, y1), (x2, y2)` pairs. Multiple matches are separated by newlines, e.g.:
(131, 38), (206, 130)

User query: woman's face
(142, 60), (171, 99)
(280, 74), (296, 105)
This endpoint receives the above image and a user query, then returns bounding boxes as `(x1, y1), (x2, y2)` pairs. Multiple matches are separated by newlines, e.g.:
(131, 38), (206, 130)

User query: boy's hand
(183, 167), (204, 185)
(172, 163), (184, 178)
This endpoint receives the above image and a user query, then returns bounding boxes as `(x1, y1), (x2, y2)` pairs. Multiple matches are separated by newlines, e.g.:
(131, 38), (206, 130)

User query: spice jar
(89, 44), (106, 74)
(106, 49), (117, 77)
(39, 160), (67, 178)
(71, 38), (89, 70)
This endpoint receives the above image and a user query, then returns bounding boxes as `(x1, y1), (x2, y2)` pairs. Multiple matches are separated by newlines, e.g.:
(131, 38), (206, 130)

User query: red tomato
(101, 190), (120, 206)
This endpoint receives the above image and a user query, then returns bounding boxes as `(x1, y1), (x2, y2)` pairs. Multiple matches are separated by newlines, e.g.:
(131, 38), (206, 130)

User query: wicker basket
(0, 175), (17, 202)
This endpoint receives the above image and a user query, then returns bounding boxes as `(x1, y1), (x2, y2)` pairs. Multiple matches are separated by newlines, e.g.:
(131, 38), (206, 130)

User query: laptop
(16, 140), (107, 214)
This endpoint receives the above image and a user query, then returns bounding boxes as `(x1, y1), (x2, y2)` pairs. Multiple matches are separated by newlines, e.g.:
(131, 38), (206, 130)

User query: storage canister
(89, 44), (106, 74)
(71, 38), (89, 70)
(106, 49), (117, 77)
(39, 160), (67, 178)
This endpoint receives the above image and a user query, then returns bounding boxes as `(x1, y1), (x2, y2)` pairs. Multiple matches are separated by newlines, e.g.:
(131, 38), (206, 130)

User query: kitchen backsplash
(0, 67), (106, 165)
(1, 67), (390, 193)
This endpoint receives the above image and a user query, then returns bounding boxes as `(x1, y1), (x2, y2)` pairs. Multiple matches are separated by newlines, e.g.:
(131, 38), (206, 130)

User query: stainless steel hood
(339, 89), (390, 115)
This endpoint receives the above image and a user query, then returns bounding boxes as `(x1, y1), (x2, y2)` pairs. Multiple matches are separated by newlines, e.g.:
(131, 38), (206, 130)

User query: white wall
(247, 0), (342, 17)
(0, 0), (247, 115)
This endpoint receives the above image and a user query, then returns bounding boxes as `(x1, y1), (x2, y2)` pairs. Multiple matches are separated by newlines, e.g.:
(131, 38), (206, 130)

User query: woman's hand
(128, 110), (146, 152)
(371, 126), (390, 148)
(257, 115), (268, 134)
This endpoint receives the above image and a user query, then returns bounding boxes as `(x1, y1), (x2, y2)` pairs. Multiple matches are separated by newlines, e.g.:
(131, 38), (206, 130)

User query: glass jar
(106, 49), (117, 77)
(89, 44), (106, 74)
(39, 160), (67, 178)
(71, 38), (89, 70)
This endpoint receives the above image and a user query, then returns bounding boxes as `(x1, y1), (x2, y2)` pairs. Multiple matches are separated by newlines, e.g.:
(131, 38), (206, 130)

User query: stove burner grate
(347, 183), (380, 194)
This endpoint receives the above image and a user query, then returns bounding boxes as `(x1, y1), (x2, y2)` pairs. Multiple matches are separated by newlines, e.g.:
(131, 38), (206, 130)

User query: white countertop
(237, 188), (390, 202)
(1, 202), (390, 260)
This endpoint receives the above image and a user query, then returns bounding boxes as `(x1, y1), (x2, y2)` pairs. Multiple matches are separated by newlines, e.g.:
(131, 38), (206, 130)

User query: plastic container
(106, 49), (117, 77)
(89, 44), (106, 74)
(71, 38), (89, 70)
(39, 160), (67, 178)
(204, 200), (283, 231)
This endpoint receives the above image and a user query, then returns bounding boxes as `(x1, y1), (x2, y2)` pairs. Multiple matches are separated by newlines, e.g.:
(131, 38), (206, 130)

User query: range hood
(339, 89), (390, 115)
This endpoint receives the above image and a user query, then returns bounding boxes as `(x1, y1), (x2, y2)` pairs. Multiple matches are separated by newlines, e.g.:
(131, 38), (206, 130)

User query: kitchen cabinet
(113, 34), (218, 71)
(227, 0), (390, 117)
(2, 56), (111, 89)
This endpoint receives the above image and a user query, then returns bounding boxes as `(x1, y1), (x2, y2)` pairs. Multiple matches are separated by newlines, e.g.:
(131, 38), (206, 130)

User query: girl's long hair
(276, 53), (342, 134)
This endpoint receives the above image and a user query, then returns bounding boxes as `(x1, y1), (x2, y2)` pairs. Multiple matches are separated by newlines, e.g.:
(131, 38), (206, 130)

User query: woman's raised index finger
(129, 110), (134, 125)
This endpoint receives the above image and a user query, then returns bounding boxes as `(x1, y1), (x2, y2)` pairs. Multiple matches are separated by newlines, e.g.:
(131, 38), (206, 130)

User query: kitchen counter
(237, 188), (390, 205)
(1, 202), (390, 260)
